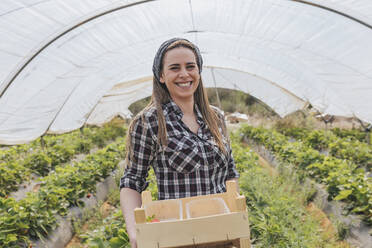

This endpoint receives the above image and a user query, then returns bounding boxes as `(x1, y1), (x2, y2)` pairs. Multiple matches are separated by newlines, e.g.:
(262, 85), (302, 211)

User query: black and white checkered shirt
(120, 99), (239, 200)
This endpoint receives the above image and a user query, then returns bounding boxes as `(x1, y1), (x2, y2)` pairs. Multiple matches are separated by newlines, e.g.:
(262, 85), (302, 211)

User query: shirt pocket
(164, 134), (202, 174)
(205, 137), (229, 168)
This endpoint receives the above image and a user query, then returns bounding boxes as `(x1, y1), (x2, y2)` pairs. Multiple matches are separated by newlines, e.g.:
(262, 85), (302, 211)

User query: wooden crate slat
(136, 212), (250, 248)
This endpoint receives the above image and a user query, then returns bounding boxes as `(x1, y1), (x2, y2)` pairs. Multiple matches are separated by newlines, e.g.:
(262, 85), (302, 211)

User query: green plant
(74, 138), (93, 153)
(278, 127), (372, 169)
(80, 211), (129, 248)
(23, 151), (52, 176)
(146, 167), (158, 200)
(331, 217), (350, 241)
(0, 136), (126, 247)
(332, 128), (367, 142)
(47, 144), (75, 166)
(0, 161), (29, 197)
(241, 125), (372, 224)
(0, 123), (126, 197)
(304, 130), (334, 150)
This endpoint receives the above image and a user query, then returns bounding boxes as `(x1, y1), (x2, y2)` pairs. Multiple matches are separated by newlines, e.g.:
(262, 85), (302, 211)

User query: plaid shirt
(120, 100), (239, 200)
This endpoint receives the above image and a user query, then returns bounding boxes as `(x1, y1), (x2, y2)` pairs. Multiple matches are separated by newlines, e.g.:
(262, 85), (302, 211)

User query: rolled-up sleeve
(120, 116), (155, 193)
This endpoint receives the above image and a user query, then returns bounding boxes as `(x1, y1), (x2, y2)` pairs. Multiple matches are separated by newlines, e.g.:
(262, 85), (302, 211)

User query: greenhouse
(1, 0), (372, 144)
(1, 0), (372, 247)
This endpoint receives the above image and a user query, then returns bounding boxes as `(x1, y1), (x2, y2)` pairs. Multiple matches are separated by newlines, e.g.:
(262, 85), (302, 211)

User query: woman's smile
(175, 81), (193, 88)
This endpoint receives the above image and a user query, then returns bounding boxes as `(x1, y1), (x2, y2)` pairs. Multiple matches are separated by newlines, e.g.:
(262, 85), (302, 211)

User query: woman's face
(160, 47), (200, 103)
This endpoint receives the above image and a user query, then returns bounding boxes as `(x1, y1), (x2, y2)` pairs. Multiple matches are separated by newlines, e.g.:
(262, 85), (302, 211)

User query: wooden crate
(134, 180), (251, 248)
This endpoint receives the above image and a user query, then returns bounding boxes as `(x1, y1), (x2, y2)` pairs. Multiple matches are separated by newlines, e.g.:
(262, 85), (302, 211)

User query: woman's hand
(128, 226), (138, 248)
(129, 236), (137, 248)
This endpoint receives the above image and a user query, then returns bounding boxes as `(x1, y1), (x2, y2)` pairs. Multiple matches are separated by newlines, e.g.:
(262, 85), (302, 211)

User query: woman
(120, 38), (239, 247)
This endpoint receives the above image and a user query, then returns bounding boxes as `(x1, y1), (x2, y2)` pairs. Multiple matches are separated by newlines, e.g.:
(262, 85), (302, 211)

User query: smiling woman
(119, 38), (240, 247)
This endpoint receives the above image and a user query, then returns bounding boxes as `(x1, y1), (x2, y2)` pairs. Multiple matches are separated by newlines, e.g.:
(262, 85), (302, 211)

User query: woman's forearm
(120, 187), (142, 247)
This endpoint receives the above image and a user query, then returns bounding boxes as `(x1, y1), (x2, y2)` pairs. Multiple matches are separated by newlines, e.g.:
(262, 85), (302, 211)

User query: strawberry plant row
(277, 127), (372, 169)
(0, 122), (126, 166)
(231, 139), (345, 247)
(245, 135), (372, 247)
(332, 128), (370, 143)
(0, 123), (126, 197)
(279, 127), (370, 144)
(240, 125), (372, 225)
(0, 136), (126, 247)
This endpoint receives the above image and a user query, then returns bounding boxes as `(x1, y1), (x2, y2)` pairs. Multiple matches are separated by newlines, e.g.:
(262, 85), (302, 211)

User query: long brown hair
(125, 40), (227, 164)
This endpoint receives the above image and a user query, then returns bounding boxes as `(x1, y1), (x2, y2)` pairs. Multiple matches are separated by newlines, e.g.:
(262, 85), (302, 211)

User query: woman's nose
(178, 67), (188, 78)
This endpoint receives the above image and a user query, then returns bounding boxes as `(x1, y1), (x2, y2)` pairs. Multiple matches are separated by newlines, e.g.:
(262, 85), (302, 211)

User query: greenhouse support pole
(40, 135), (46, 150)
(211, 68), (222, 109)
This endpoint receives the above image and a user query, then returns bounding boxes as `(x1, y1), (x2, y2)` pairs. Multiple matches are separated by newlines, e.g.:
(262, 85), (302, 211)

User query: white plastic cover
(0, 0), (372, 144)
(86, 77), (153, 125)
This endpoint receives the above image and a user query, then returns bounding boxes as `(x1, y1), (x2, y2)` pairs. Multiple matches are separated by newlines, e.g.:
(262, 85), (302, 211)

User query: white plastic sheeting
(0, 0), (140, 93)
(86, 67), (306, 127)
(86, 77), (153, 125)
(0, 0), (372, 144)
(306, 0), (372, 26)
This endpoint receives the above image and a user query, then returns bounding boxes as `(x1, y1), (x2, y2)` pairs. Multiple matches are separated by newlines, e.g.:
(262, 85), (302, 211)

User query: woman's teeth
(177, 82), (192, 87)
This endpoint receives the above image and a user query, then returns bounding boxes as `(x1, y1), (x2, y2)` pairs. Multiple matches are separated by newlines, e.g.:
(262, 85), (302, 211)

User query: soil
(306, 203), (350, 247)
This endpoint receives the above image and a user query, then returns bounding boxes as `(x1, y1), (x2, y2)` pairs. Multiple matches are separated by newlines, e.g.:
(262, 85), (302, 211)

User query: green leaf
(351, 205), (369, 213)
(334, 189), (353, 201)
(6, 233), (17, 242)
(109, 237), (123, 248)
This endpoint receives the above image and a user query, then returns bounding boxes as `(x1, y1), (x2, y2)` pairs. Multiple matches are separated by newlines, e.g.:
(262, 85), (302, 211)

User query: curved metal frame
(0, 0), (155, 98)
(1, 0), (371, 100)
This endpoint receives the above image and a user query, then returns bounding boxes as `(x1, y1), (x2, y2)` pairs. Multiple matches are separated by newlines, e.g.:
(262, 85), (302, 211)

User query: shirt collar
(163, 99), (205, 126)
(163, 99), (183, 119)
(194, 103), (205, 127)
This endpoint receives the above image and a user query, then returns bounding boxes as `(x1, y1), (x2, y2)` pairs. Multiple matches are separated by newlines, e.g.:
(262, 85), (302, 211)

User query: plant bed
(31, 169), (119, 248)
(0, 123), (126, 198)
(243, 136), (372, 247)
(9, 147), (100, 201)
(240, 126), (372, 223)
(277, 127), (372, 169)
(230, 138), (348, 247)
(0, 136), (126, 247)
